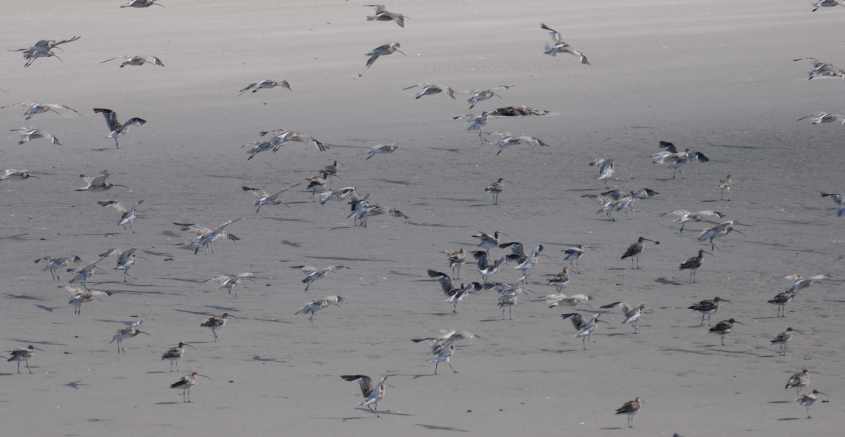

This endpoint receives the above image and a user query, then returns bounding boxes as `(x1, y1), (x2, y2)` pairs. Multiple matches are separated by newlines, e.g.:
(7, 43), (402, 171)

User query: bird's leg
(448, 361), (459, 374)
(434, 362), (439, 375)
(581, 336), (587, 351)
(508, 306), (512, 320)
(26, 359), (31, 374)
(16, 360), (21, 374)
(212, 329), (218, 342)
(720, 335), (725, 347)
(699, 313), (705, 326)
(451, 302), (457, 314)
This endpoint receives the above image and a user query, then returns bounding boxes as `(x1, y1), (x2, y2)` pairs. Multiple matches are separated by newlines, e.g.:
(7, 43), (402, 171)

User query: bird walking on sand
(540, 23), (590, 64)
(653, 141), (710, 179)
(427, 269), (483, 313)
(34, 255), (81, 280)
(446, 248), (466, 279)
(600, 301), (646, 334)
(615, 397), (641, 428)
(794, 57), (845, 80)
(361, 42), (405, 75)
(104, 248), (137, 282)
(366, 144), (399, 160)
(688, 296), (728, 326)
(679, 249), (711, 283)
(66, 286), (112, 316)
(768, 291), (795, 318)
(7, 345), (38, 374)
(698, 221), (743, 250)
(295, 296), (344, 322)
(209, 272), (255, 296)
(620, 237), (659, 269)
(785, 369), (810, 396)
(201, 313), (231, 342)
(494, 283), (521, 320)
(161, 342), (192, 372)
(484, 178), (504, 204)
(293, 264), (349, 292)
(11, 127), (61, 145)
(13, 35), (81, 67)
(239, 79), (291, 94)
(101, 55), (164, 68)
(170, 372), (208, 403)
(719, 175), (733, 200)
(97, 199), (143, 231)
(589, 158), (614, 183)
(93, 108), (146, 149)
(110, 320), (147, 354)
(798, 389), (826, 419)
(340, 374), (391, 415)
(365, 4), (406, 27)
(403, 83), (455, 100)
(561, 312), (601, 350)
(771, 327), (797, 356)
(709, 318), (740, 346)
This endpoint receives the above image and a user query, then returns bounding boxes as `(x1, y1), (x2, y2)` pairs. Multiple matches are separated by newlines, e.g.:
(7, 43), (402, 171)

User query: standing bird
(93, 108), (146, 149)
(427, 269), (482, 313)
(688, 296), (728, 326)
(540, 23), (590, 64)
(446, 248), (466, 279)
(97, 200), (143, 231)
(620, 237), (660, 269)
(110, 320), (147, 354)
(239, 79), (291, 94)
(561, 312), (601, 350)
(7, 345), (38, 374)
(561, 245), (585, 269)
(484, 178), (504, 204)
(600, 301), (646, 334)
(66, 286), (112, 316)
(514, 244), (543, 285)
(615, 397), (641, 428)
(495, 282), (521, 320)
(293, 264), (349, 292)
(797, 390), (826, 419)
(108, 248), (137, 282)
(365, 4), (406, 27)
(453, 112), (490, 138)
(161, 342), (193, 372)
(785, 369), (810, 396)
(76, 170), (126, 191)
(589, 158), (614, 183)
(793, 57), (845, 80)
(189, 218), (242, 254)
(697, 221), (741, 250)
(170, 372), (208, 403)
(340, 374), (390, 414)
(12, 36), (81, 67)
(294, 295), (344, 322)
(403, 83), (455, 100)
(719, 175), (733, 200)
(709, 318), (740, 346)
(100, 55), (164, 68)
(361, 42), (406, 75)
(820, 192), (845, 216)
(546, 266), (570, 291)
(771, 327), (797, 356)
(11, 127), (61, 145)
(201, 313), (231, 342)
(209, 272), (255, 296)
(653, 141), (709, 179)
(121, 0), (164, 7)
(768, 291), (796, 318)
(365, 144), (399, 160)
(34, 255), (82, 280)
(679, 249), (711, 283)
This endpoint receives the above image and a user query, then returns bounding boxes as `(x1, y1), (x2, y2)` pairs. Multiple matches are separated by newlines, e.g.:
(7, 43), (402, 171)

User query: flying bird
(100, 55), (164, 68)
(403, 83), (455, 100)
(93, 108), (147, 149)
(242, 183), (300, 213)
(361, 42), (405, 75)
(365, 4), (406, 27)
(793, 57), (845, 80)
(540, 23), (590, 64)
(239, 79), (291, 94)
(340, 374), (391, 414)
(121, 0), (164, 8)
(13, 35), (81, 67)
(76, 170), (126, 191)
(2, 102), (79, 120)
(97, 200), (143, 231)
(366, 144), (399, 160)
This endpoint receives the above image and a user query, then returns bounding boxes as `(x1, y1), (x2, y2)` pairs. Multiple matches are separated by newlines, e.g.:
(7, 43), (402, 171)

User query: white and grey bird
(66, 286), (112, 316)
(68, 256), (108, 287)
(365, 4), (406, 27)
(784, 273), (827, 293)
(811, 0), (844, 11)
(794, 57), (845, 80)
(201, 313), (231, 342)
(453, 111), (489, 135)
(653, 141), (710, 179)
(2, 102), (79, 120)
(697, 221), (742, 250)
(771, 327), (797, 356)
(719, 174), (734, 200)
(472, 250), (505, 283)
(514, 244), (544, 285)
(239, 79), (291, 94)
(403, 83), (455, 100)
(366, 144), (399, 160)
(467, 85), (513, 109)
(446, 248), (466, 279)
(427, 269), (483, 313)
(600, 301), (646, 334)
(472, 231), (500, 253)
(412, 330), (475, 375)
(97, 200), (143, 231)
(785, 369), (811, 396)
(7, 345), (39, 374)
(494, 282), (522, 320)
(484, 178), (504, 204)
(348, 197), (383, 227)
(294, 295), (344, 322)
(187, 218), (242, 254)
(101, 55), (164, 68)
(76, 170), (126, 191)
(540, 23), (590, 64)
(797, 389), (826, 419)
(561, 245), (585, 269)
(491, 132), (550, 156)
(538, 292), (591, 308)
(589, 158), (614, 182)
(340, 374), (390, 414)
(12, 35), (81, 67)
(667, 209), (725, 232)
(93, 108), (146, 149)
(34, 255), (82, 280)
(546, 266), (570, 291)
(1, 168), (35, 181)
(262, 129), (328, 153)
(361, 42), (406, 75)
(241, 183), (300, 213)
(208, 272), (255, 296)
(293, 264), (349, 292)
(110, 320), (147, 354)
(121, 0), (164, 8)
(100, 248), (137, 282)
(11, 127), (60, 145)
(561, 312), (602, 350)
(797, 112), (845, 125)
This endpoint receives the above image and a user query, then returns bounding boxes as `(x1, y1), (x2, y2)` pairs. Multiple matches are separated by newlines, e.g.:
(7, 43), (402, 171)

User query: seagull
(793, 57), (845, 80)
(472, 250), (505, 283)
(499, 241), (527, 264)
(820, 192), (845, 216)
(239, 79), (291, 94)
(679, 249), (711, 283)
(412, 330), (475, 375)
(34, 255), (82, 280)
(688, 296), (729, 326)
(494, 282), (521, 320)
(102, 248), (137, 282)
(366, 144), (399, 160)
(241, 183), (300, 213)
(76, 170), (126, 191)
(667, 210), (725, 232)
(561, 312), (602, 350)
(784, 273), (827, 293)
(121, 0), (164, 8)
(771, 327), (797, 356)
(561, 245), (585, 269)
(797, 112), (845, 125)
(785, 369), (810, 396)
(12, 36), (81, 67)
(600, 301), (646, 334)
(484, 178), (504, 204)
(653, 141), (710, 179)
(68, 256), (108, 287)
(472, 231), (500, 253)
(2, 102), (79, 120)
(170, 372), (209, 403)
(11, 127), (60, 145)
(620, 236), (660, 269)
(100, 55), (164, 68)
(514, 244), (543, 285)
(7, 345), (39, 374)
(446, 248), (466, 279)
(294, 295), (344, 322)
(0, 169), (35, 181)
(540, 23), (590, 64)
(161, 342), (193, 372)
(292, 265), (349, 292)
(365, 4), (406, 27)
(798, 389), (826, 419)
(811, 0), (844, 11)
(595, 191), (639, 221)
(589, 158), (614, 183)
(403, 84), (455, 100)
(340, 374), (391, 415)
(719, 174), (733, 200)
(490, 133), (550, 156)
(262, 129), (328, 153)
(615, 397), (641, 428)
(208, 272), (255, 296)
(97, 200), (143, 231)
(188, 218), (242, 254)
(709, 318), (740, 346)
(66, 286), (112, 316)
(361, 42), (406, 75)
(110, 320), (148, 354)
(427, 269), (483, 313)
(93, 108), (146, 149)
(538, 292), (591, 308)
(467, 85), (513, 110)
(201, 313), (231, 342)
(348, 197), (383, 227)
(546, 266), (570, 291)
(430, 344), (458, 375)
(697, 221), (742, 250)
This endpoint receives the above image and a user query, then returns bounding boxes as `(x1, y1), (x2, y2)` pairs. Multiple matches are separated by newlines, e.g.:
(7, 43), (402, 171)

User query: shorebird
(679, 249), (711, 283)
(472, 231), (500, 253)
(811, 0), (844, 11)
(12, 35), (81, 67)
(93, 108), (146, 149)
(595, 191), (638, 221)
(798, 389), (826, 419)
(365, 4), (406, 27)
(667, 210), (725, 232)
(653, 141), (710, 179)
(319, 186), (359, 205)
(431, 343), (458, 375)
(170, 372), (209, 403)
(472, 250), (505, 283)
(413, 330), (475, 374)
(467, 85), (513, 110)
(820, 192), (845, 216)
(719, 175), (733, 200)
(427, 269), (483, 313)
(620, 236), (660, 269)
(242, 183), (300, 213)
(768, 291), (796, 318)
(709, 318), (740, 346)
(239, 79), (291, 94)
(263, 129), (328, 153)
(11, 127), (60, 145)
(98, 248), (137, 282)
(688, 296), (729, 325)
(540, 23), (590, 64)
(361, 42), (405, 75)
(484, 178), (504, 204)
(589, 158), (614, 183)
(1, 169), (35, 181)
(348, 198), (383, 227)
(453, 112), (489, 138)
(561, 245), (585, 269)
(366, 144), (399, 160)
(340, 374), (390, 415)
(785, 369), (810, 396)
(3, 102), (79, 120)
(446, 248), (466, 279)
(561, 312), (601, 350)
(66, 286), (112, 316)
(500, 241), (528, 265)
(188, 218), (241, 254)
(546, 266), (570, 291)
(97, 200), (143, 231)
(771, 327), (797, 356)
(797, 112), (845, 125)
(295, 295), (344, 322)
(698, 221), (742, 250)
(110, 320), (147, 354)
(403, 83), (455, 100)
(7, 345), (39, 374)
(794, 57), (845, 80)
(161, 342), (192, 372)
(491, 133), (550, 156)
(292, 265), (349, 292)
(493, 282), (521, 320)
(121, 0), (164, 7)
(514, 244), (543, 285)
(68, 252), (113, 287)
(600, 301), (646, 334)
(201, 313), (231, 342)
(34, 255), (81, 280)
(615, 397), (641, 428)
(209, 272), (255, 296)
(539, 292), (590, 308)
(101, 55), (164, 68)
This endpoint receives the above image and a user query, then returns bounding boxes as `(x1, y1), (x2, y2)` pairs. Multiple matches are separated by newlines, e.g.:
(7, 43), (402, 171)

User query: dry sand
(1, 0), (845, 436)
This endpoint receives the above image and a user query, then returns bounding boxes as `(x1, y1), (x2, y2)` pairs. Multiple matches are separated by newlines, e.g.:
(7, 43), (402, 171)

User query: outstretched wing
(540, 23), (561, 43)
(658, 140), (678, 153)
(340, 374), (373, 398)
(97, 200), (128, 213)
(93, 108), (120, 132)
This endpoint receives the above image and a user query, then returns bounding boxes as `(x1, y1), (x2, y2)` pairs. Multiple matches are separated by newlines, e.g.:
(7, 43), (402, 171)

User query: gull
(188, 218), (242, 254)
(241, 182), (300, 213)
(514, 244), (543, 285)
(100, 248), (136, 282)
(446, 248), (466, 279)
(403, 83), (455, 100)
(306, 172), (330, 199)
(93, 108), (146, 149)
(538, 292), (591, 308)
(546, 266), (570, 291)
(499, 241), (527, 264)
(812, 0), (844, 11)
(98, 200), (143, 231)
(820, 192), (845, 216)
(201, 313), (231, 342)
(494, 282), (521, 320)
(431, 344), (458, 375)
(653, 141), (710, 179)
(679, 249), (711, 283)
(292, 265), (349, 292)
(2, 102), (79, 120)
(366, 144), (399, 160)
(785, 369), (810, 396)
(361, 42), (406, 75)
(467, 85), (513, 110)
(667, 209), (725, 232)
(561, 312), (602, 350)
(340, 374), (391, 415)
(110, 320), (148, 354)
(595, 191), (638, 221)
(34, 255), (81, 280)
(698, 220), (743, 250)
(161, 342), (193, 372)
(76, 170), (126, 191)
(453, 111), (489, 136)
(208, 272), (255, 296)
(427, 269), (483, 313)
(472, 231), (500, 253)
(12, 35), (81, 67)
(239, 79), (291, 94)
(294, 295), (344, 322)
(768, 291), (795, 318)
(798, 389), (826, 419)
(101, 55), (164, 68)
(68, 252), (113, 287)
(348, 198), (383, 227)
(688, 296), (728, 326)
(719, 174), (733, 200)
(797, 112), (845, 125)
(318, 186), (358, 205)
(589, 158), (614, 182)
(66, 286), (112, 316)
(615, 397), (641, 428)
(600, 301), (646, 334)
(412, 330), (475, 375)
(365, 4), (406, 27)
(260, 129), (328, 153)
(490, 132), (550, 156)
(620, 236), (660, 269)
(771, 327), (797, 356)
(170, 372), (209, 403)
(11, 127), (60, 145)
(7, 345), (39, 374)
(1, 169), (35, 181)
(540, 23), (590, 65)
(784, 273), (827, 293)
(794, 57), (845, 80)
(709, 318), (740, 346)
(472, 250), (505, 283)
(484, 178), (504, 204)
(121, 0), (164, 8)
(561, 245), (585, 269)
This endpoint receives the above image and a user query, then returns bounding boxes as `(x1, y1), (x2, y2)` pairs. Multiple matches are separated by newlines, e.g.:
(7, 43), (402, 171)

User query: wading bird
(797, 389), (826, 419)
(201, 313), (231, 342)
(7, 345), (39, 374)
(170, 372), (209, 403)
(620, 237), (660, 269)
(561, 312), (602, 350)
(484, 178), (504, 204)
(688, 297), (728, 326)
(110, 320), (147, 354)
(709, 318), (740, 346)
(161, 342), (193, 372)
(615, 397), (641, 428)
(34, 255), (81, 280)
(340, 374), (391, 415)
(294, 295), (344, 322)
(679, 249), (711, 283)
(785, 369), (810, 396)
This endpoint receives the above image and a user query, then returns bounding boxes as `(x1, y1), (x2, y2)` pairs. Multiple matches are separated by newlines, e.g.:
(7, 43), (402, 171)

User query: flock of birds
(3, 0), (844, 433)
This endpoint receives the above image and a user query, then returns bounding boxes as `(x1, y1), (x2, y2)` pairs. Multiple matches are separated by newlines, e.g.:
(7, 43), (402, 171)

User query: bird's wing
(93, 108), (119, 131)
(540, 23), (561, 43)
(365, 53), (381, 68)
(364, 4), (386, 12)
(148, 56), (165, 66)
(100, 57), (123, 64)
(239, 82), (256, 93)
(340, 375), (373, 398)
(99, 200), (128, 213)
(212, 218), (241, 233)
(52, 35), (81, 47)
(124, 117), (146, 128)
(46, 104), (80, 114)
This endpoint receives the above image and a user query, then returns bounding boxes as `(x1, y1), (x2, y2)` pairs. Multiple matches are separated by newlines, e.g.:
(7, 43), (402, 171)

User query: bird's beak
(197, 374), (211, 379)
(703, 251), (714, 256)
(733, 321), (743, 325)
(184, 343), (197, 348)
(397, 49), (407, 56)
(817, 391), (828, 396)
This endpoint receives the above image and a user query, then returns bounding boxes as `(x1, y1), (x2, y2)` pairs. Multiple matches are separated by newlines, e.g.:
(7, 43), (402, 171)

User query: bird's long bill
(702, 250), (714, 256)
(397, 49), (407, 56)
(720, 298), (731, 302)
(197, 374), (211, 379)
(732, 320), (743, 325)
(642, 238), (658, 244)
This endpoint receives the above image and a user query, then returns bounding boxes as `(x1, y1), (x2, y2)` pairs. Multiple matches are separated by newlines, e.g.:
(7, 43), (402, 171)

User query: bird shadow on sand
(4, 293), (46, 301)
(154, 401), (182, 406)
(0, 233), (29, 241)
(768, 400), (793, 405)
(416, 424), (470, 432)
(655, 277), (684, 286)
(425, 312), (457, 317)
(206, 305), (240, 312)
(539, 348), (580, 354)
(0, 372), (16, 376)
(354, 408), (413, 417)
(777, 417), (803, 422)
(9, 338), (65, 346)
(599, 426), (626, 430)
(90, 147), (116, 152)
(172, 309), (216, 317)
